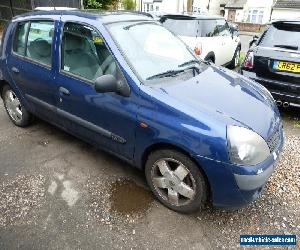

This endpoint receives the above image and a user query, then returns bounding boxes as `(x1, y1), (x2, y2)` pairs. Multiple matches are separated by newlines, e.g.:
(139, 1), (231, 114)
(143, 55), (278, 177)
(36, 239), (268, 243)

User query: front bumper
(241, 69), (300, 108)
(195, 127), (284, 208)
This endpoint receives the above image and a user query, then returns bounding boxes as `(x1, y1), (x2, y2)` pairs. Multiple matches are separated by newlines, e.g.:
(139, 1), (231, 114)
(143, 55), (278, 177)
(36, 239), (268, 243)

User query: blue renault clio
(0, 11), (284, 213)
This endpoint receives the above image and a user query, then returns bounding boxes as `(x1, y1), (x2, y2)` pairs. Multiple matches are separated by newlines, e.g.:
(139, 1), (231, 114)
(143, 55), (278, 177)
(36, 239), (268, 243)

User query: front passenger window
(61, 22), (117, 81)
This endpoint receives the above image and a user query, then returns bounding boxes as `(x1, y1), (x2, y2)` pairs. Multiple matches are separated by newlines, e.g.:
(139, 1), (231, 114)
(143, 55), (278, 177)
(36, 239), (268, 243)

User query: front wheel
(2, 85), (32, 127)
(145, 149), (208, 213)
(229, 47), (241, 69)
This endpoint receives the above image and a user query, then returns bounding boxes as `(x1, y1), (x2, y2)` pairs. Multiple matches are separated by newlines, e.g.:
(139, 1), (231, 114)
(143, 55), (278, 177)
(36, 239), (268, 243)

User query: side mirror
(249, 35), (259, 47)
(95, 75), (130, 97)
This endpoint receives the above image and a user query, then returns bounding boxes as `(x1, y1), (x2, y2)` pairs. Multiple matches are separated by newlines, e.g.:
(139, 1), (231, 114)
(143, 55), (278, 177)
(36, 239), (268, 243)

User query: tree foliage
(122, 0), (136, 10)
(83, 0), (119, 10)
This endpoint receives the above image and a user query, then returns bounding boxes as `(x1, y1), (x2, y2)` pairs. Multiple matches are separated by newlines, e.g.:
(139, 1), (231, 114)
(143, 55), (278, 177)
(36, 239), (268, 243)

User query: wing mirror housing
(95, 75), (130, 97)
(249, 35), (259, 47)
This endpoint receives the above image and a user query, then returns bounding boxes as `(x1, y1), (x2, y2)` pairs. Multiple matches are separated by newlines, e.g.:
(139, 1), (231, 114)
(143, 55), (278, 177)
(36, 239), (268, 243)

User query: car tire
(2, 85), (32, 127)
(145, 149), (208, 214)
(229, 46), (241, 69)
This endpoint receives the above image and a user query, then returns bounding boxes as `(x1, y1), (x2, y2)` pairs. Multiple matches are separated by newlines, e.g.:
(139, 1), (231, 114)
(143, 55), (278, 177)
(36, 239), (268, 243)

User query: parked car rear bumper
(241, 69), (300, 108)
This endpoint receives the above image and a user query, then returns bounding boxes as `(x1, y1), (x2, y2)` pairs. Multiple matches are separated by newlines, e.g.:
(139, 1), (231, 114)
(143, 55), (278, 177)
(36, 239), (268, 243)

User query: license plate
(273, 60), (300, 73)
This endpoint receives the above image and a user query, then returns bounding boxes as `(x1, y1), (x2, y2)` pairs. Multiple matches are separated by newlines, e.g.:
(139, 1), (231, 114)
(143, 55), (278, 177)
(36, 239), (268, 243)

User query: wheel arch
(204, 52), (215, 63)
(141, 142), (212, 199)
(0, 79), (10, 99)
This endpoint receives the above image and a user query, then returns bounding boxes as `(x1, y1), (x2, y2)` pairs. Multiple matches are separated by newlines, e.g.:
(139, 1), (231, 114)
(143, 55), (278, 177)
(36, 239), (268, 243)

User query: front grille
(267, 129), (280, 152)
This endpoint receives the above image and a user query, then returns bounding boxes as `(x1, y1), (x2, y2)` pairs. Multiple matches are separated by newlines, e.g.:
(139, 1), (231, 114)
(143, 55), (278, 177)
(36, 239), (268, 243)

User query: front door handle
(11, 67), (19, 73)
(59, 87), (70, 96)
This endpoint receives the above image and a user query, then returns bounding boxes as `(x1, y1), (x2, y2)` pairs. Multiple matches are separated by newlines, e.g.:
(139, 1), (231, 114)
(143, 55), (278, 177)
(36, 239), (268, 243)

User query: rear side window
(13, 22), (30, 56)
(26, 21), (54, 66)
(259, 23), (300, 51)
(13, 20), (54, 66)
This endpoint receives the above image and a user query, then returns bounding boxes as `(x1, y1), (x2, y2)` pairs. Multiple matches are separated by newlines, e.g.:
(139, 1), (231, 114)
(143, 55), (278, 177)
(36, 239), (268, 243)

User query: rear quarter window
(13, 22), (30, 56)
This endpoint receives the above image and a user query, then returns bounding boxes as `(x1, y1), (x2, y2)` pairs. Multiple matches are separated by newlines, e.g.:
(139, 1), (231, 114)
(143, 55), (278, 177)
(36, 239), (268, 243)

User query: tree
(122, 0), (136, 10)
(187, 0), (193, 12)
(83, 0), (119, 10)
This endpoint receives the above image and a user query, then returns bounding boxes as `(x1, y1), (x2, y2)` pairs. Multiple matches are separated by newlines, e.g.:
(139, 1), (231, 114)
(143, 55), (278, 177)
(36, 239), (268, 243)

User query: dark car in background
(241, 19), (300, 108)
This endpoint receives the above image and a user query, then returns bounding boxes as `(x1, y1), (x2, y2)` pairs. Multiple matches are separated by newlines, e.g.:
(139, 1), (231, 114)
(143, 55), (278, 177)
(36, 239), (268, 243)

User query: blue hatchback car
(0, 11), (284, 213)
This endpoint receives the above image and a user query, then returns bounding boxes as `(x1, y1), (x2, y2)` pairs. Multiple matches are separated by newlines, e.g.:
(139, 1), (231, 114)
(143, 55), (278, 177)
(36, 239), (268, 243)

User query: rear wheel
(145, 149), (208, 213)
(2, 85), (32, 127)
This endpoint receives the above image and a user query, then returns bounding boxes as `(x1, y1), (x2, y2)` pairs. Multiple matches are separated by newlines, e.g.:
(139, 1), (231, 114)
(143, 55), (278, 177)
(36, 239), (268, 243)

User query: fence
(234, 22), (266, 33)
(0, 0), (81, 22)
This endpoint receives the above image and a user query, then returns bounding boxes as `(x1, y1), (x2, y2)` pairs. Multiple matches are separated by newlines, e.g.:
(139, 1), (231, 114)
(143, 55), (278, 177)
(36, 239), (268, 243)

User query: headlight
(227, 126), (270, 166)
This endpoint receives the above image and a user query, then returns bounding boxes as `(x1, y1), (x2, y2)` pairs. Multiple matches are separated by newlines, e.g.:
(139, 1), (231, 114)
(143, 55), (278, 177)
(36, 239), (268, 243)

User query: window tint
(13, 22), (30, 55)
(162, 19), (199, 37)
(26, 21), (54, 66)
(61, 22), (117, 81)
(259, 23), (300, 51)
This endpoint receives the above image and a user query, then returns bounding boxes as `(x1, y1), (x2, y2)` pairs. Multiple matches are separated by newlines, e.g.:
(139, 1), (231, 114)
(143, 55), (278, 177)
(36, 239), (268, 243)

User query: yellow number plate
(274, 60), (300, 73)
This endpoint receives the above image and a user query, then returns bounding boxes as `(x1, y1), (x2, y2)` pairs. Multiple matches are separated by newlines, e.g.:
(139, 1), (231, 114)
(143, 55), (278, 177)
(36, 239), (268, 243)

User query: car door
(216, 19), (236, 65)
(54, 21), (137, 160)
(6, 19), (59, 123)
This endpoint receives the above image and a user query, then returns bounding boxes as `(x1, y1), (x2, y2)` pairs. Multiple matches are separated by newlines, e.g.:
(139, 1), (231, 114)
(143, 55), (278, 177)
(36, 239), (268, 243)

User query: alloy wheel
(4, 90), (23, 123)
(151, 158), (196, 206)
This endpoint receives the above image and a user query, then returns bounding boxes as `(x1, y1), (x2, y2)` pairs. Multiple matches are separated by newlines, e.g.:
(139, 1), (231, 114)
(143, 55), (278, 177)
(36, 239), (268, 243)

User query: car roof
(160, 13), (224, 20)
(12, 10), (153, 24)
(271, 18), (300, 24)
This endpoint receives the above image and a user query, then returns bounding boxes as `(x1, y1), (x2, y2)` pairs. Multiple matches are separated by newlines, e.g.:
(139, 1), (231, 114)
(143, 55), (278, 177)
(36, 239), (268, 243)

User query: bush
(83, 0), (119, 10)
(122, 0), (136, 10)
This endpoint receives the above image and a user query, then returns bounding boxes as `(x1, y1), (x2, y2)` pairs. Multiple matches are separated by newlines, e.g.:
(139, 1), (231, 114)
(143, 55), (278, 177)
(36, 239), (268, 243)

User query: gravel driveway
(0, 103), (299, 249)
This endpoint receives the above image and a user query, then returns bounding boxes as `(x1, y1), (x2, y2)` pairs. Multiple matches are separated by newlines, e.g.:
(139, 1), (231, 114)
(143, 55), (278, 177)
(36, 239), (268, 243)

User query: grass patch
(239, 51), (245, 66)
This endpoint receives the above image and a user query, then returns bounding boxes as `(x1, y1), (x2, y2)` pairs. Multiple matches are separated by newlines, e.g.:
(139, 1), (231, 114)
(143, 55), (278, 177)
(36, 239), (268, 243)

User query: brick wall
(234, 22), (266, 33)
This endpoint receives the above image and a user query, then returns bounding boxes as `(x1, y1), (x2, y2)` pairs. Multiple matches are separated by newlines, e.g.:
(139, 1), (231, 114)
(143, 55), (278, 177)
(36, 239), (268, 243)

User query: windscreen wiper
(123, 21), (156, 30)
(274, 44), (298, 50)
(146, 69), (185, 80)
(178, 59), (200, 68)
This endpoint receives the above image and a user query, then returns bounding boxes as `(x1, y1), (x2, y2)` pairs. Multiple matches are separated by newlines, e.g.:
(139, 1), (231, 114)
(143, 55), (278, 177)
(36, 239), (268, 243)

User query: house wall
(271, 8), (300, 20)
(192, 0), (229, 15)
(192, 0), (209, 13)
(225, 0), (273, 24)
(225, 9), (244, 22)
(242, 0), (273, 23)
(141, 0), (188, 13)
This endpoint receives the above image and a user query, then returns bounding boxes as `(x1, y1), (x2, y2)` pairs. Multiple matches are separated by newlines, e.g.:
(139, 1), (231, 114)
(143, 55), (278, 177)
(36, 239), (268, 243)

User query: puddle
(109, 179), (153, 216)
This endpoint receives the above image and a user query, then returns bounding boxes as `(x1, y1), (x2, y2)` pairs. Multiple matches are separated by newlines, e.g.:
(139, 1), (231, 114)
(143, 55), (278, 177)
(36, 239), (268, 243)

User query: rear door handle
(59, 87), (70, 96)
(11, 67), (19, 73)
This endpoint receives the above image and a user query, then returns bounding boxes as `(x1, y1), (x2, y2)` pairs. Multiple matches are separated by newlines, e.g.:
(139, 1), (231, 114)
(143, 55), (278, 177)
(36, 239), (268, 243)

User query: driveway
(0, 102), (299, 249)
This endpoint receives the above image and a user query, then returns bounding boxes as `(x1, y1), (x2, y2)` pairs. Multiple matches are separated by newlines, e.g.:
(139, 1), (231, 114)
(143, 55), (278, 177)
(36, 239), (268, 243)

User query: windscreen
(259, 22), (300, 51)
(108, 21), (199, 82)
